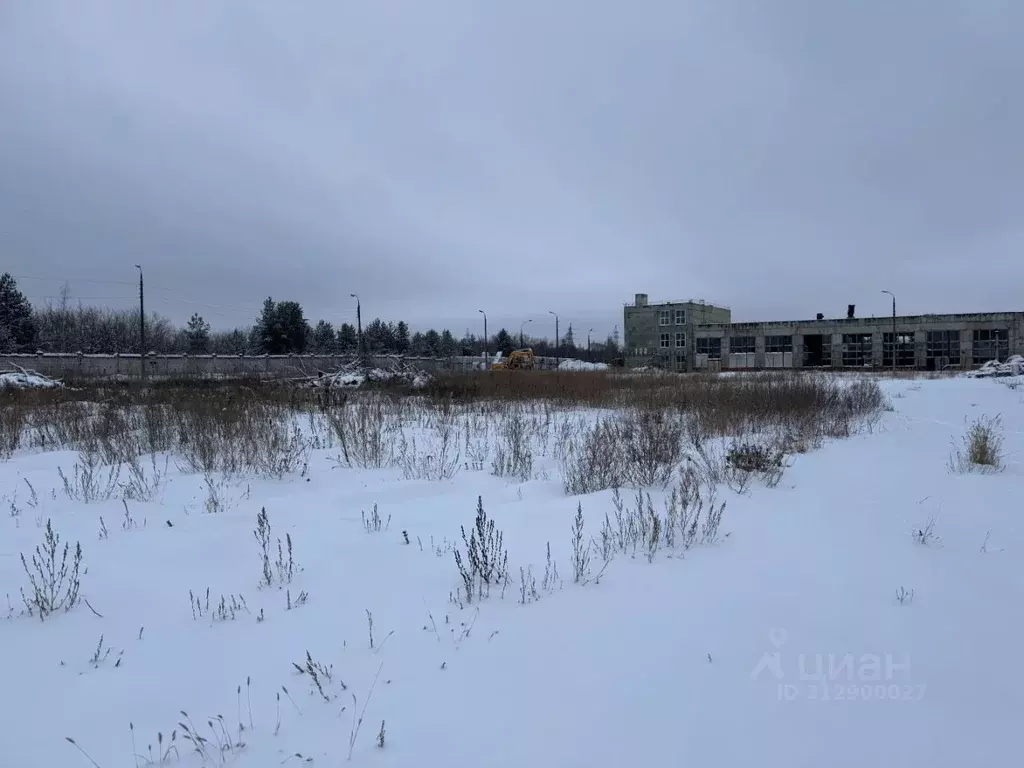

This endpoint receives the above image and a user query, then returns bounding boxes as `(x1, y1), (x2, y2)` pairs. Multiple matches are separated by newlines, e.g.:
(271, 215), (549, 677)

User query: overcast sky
(2, 1), (1023, 340)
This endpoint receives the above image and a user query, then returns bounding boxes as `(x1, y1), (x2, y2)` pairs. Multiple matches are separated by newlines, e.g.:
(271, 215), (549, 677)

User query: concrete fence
(0, 352), (565, 381)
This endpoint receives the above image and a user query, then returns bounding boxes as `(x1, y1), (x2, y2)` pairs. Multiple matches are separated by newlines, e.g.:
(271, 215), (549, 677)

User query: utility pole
(881, 290), (896, 374)
(351, 293), (365, 366)
(135, 264), (146, 384)
(520, 319), (532, 349)
(478, 309), (488, 369)
(587, 328), (593, 361)
(548, 310), (560, 366)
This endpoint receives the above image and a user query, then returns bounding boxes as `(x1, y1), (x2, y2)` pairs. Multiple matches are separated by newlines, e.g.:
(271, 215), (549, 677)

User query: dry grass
(20, 518), (83, 620)
(1, 381), (320, 484)
(0, 372), (887, 506)
(948, 414), (1005, 474)
(549, 372), (885, 495)
(428, 370), (885, 439)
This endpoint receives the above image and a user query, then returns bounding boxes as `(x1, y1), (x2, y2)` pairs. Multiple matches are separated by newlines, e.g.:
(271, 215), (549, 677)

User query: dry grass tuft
(20, 519), (83, 620)
(948, 414), (1005, 474)
(454, 496), (509, 604)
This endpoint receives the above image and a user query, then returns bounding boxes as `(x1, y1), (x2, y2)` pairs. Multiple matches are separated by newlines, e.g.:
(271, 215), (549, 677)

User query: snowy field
(1, 371), (1022, 768)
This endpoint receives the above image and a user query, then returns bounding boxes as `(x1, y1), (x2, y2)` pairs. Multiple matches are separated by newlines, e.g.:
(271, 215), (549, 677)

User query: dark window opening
(972, 329), (1009, 366)
(882, 332), (916, 368)
(841, 333), (873, 367)
(802, 334), (831, 367)
(730, 336), (756, 354)
(765, 335), (792, 354)
(926, 330), (960, 369)
(697, 337), (722, 360)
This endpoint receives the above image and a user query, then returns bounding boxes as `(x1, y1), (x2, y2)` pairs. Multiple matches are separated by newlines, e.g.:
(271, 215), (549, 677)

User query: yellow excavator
(491, 348), (536, 370)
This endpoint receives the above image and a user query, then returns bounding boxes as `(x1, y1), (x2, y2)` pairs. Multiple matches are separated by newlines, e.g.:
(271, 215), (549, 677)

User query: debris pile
(557, 359), (609, 372)
(0, 367), (64, 390)
(965, 355), (1024, 379)
(304, 360), (433, 391)
(366, 367), (432, 389)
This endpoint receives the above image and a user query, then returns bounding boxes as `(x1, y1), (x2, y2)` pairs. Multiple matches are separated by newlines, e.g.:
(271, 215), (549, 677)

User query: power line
(20, 280), (362, 328)
(154, 289), (355, 316)
(11, 275), (138, 286)
(13, 274), (357, 308)
(153, 291), (264, 315)
(24, 293), (262, 322)
(25, 295), (137, 301)
(13, 275), (355, 312)
(27, 294), (358, 321)
(152, 295), (360, 320)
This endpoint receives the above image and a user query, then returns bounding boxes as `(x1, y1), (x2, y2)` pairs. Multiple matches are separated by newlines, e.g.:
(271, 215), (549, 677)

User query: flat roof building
(624, 293), (1024, 372)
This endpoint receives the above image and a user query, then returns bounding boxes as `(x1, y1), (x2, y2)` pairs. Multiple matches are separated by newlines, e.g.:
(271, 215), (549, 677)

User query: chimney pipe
(816, 313), (824, 321)
(847, 304), (855, 319)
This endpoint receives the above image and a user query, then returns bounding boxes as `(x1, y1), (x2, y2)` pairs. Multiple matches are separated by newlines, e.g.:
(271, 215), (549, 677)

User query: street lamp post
(881, 290), (896, 374)
(350, 293), (365, 364)
(520, 319), (532, 349)
(478, 309), (488, 369)
(135, 265), (145, 384)
(549, 310), (559, 366)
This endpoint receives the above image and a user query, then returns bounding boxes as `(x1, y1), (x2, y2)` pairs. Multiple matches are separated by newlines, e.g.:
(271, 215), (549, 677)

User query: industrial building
(624, 293), (1024, 372)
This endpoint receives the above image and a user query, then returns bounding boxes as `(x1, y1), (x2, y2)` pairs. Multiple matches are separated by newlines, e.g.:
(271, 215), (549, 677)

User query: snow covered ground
(1, 374), (1022, 767)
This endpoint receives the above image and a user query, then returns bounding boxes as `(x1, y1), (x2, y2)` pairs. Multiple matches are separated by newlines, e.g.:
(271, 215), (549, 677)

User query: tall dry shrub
(0, 399), (26, 459)
(492, 407), (534, 481)
(401, 400), (462, 481)
(327, 396), (403, 469)
(561, 417), (623, 495)
(616, 408), (685, 487)
(175, 397), (309, 477)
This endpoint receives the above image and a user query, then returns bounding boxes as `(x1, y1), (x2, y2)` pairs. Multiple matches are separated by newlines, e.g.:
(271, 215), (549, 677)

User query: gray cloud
(2, 0), (1022, 339)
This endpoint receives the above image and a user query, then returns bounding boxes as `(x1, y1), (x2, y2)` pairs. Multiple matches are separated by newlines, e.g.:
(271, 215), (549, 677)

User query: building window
(675, 332), (686, 348)
(674, 309), (686, 325)
(802, 334), (832, 367)
(926, 330), (960, 367)
(882, 332), (915, 368)
(841, 334), (872, 367)
(659, 310), (671, 326)
(660, 333), (670, 349)
(697, 337), (722, 359)
(730, 336), (756, 354)
(765, 335), (792, 354)
(675, 354), (686, 371)
(972, 329), (1009, 366)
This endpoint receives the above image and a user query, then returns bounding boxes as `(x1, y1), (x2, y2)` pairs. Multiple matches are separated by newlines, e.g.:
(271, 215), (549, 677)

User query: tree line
(0, 274), (622, 362)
